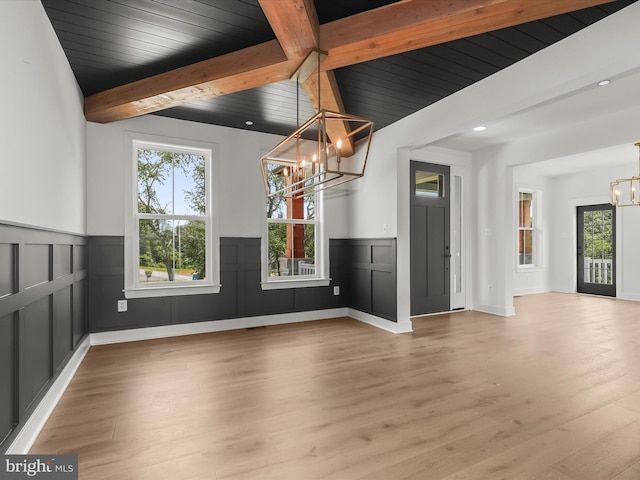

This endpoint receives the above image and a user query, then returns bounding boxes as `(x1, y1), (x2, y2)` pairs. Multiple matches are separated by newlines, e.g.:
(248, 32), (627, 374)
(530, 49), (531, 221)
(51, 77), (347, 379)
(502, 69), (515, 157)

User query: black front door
(410, 161), (450, 315)
(577, 204), (616, 297)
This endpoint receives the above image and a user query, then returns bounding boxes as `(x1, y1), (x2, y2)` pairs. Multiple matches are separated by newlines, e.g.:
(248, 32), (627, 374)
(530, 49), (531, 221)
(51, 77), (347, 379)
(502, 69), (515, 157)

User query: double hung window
(262, 162), (328, 289)
(517, 190), (539, 267)
(125, 134), (219, 298)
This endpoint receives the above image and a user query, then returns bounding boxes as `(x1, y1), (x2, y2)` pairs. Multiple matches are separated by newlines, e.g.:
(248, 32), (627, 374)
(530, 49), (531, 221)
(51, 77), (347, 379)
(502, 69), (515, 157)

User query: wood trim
(84, 41), (298, 123)
(320, 0), (614, 70)
(258, 0), (319, 59)
(302, 70), (354, 156)
(83, 0), (613, 123)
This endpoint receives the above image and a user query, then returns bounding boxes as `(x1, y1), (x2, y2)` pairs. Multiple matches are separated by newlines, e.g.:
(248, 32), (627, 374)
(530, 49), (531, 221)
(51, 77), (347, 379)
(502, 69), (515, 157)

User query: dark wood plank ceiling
(41, 0), (636, 137)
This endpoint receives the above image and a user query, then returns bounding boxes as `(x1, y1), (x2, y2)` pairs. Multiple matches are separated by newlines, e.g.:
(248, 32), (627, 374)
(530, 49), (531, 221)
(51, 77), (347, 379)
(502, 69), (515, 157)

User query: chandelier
(610, 142), (640, 206)
(261, 49), (374, 198)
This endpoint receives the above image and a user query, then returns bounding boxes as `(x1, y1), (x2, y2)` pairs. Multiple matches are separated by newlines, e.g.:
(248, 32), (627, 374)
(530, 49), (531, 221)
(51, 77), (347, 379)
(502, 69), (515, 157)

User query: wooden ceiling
(41, 0), (636, 137)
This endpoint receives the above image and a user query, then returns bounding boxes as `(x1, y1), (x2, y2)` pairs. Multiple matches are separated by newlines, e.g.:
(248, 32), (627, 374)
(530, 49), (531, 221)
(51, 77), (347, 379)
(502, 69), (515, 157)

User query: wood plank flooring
(30, 293), (640, 479)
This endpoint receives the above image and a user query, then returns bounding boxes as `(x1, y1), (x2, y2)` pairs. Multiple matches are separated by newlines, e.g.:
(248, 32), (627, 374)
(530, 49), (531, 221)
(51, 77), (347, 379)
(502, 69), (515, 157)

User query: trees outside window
(264, 162), (318, 281)
(125, 135), (219, 298)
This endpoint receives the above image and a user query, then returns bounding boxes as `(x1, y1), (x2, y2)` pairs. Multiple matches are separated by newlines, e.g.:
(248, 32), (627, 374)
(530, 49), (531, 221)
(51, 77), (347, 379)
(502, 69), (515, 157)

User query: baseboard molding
(348, 309), (413, 334)
(619, 292), (640, 302)
(473, 303), (516, 317)
(90, 308), (352, 345)
(513, 287), (551, 296)
(6, 336), (91, 454)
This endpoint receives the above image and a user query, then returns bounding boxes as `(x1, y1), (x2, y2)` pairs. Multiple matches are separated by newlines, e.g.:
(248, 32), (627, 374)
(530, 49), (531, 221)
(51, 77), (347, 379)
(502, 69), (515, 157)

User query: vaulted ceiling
(41, 0), (636, 138)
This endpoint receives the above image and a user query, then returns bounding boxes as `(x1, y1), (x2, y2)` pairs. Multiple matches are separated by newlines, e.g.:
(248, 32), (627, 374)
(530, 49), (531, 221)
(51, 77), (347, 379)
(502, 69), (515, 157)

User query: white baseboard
(619, 292), (640, 302)
(90, 308), (411, 345)
(348, 309), (413, 334)
(7, 336), (91, 454)
(473, 303), (516, 317)
(90, 308), (352, 345)
(513, 287), (551, 296)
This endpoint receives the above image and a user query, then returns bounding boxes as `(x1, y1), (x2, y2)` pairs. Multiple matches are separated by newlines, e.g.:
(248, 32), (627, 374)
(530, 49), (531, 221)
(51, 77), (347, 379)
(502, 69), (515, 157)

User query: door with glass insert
(577, 204), (616, 297)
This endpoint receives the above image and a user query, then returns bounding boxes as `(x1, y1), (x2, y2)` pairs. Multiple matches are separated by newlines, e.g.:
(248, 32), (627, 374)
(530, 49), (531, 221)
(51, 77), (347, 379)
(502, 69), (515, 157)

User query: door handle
(444, 253), (452, 258)
(577, 246), (583, 255)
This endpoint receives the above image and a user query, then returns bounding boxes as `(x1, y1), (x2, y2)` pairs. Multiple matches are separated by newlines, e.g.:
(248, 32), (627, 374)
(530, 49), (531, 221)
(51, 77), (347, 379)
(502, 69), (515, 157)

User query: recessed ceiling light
(473, 125), (487, 132)
(245, 120), (254, 126)
(598, 80), (610, 86)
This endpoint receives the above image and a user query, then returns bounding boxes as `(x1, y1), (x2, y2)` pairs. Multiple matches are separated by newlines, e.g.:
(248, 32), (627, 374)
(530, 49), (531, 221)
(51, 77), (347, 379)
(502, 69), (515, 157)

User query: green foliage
(137, 148), (206, 281)
(268, 223), (286, 275)
(583, 210), (613, 259)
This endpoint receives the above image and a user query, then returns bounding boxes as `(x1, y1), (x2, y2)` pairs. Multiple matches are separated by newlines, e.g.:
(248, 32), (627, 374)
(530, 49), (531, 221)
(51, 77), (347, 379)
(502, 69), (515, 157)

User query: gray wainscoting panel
(0, 314), (15, 447)
(88, 236), (398, 333)
(22, 244), (50, 289)
(53, 244), (72, 279)
(20, 297), (51, 414)
(88, 237), (354, 332)
(342, 238), (397, 322)
(0, 223), (87, 453)
(53, 287), (73, 373)
(351, 267), (372, 313)
(73, 280), (86, 347)
(0, 244), (13, 298)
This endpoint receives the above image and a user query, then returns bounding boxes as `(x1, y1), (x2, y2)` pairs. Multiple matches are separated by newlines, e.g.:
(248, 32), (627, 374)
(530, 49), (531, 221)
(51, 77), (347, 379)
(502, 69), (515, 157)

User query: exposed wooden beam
(258, 0), (319, 58)
(84, 40), (297, 123)
(260, 0), (354, 154)
(84, 0), (614, 124)
(302, 70), (355, 157)
(320, 0), (615, 70)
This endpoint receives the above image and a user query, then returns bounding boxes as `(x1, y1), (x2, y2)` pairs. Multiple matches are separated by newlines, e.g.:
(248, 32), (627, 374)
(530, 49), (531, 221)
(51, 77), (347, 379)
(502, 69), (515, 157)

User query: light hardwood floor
(30, 293), (640, 479)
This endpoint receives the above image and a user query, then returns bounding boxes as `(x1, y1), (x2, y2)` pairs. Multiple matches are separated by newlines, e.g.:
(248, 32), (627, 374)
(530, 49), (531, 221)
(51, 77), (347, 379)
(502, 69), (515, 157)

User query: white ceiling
(430, 65), (640, 170)
(516, 143), (638, 178)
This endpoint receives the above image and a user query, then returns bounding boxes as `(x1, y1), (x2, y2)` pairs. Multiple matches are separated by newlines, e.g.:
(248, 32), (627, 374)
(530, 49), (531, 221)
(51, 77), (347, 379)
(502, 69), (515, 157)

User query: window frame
(261, 179), (330, 290)
(516, 188), (541, 269)
(124, 132), (220, 298)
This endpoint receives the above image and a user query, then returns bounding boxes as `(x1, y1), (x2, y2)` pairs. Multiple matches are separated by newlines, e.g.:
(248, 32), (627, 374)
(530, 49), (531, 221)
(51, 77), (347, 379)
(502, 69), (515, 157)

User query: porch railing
(298, 261), (315, 275)
(584, 257), (612, 284)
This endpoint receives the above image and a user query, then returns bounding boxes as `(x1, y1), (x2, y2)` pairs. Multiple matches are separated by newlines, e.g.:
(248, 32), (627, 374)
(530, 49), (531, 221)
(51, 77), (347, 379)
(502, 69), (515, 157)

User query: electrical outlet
(117, 299), (128, 312)
(333, 286), (340, 296)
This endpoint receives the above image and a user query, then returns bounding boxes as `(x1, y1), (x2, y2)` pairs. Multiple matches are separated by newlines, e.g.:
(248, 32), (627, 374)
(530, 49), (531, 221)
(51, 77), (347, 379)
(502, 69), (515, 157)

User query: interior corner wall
(86, 116), (362, 332)
(346, 131), (400, 239)
(0, 1), (88, 453)
(0, 1), (86, 235)
(512, 169), (554, 296)
(551, 163), (640, 300)
(471, 147), (514, 316)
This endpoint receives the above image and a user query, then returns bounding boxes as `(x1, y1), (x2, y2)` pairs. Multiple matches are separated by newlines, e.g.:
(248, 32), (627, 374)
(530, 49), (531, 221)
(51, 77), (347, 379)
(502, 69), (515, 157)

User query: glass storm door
(577, 204), (616, 297)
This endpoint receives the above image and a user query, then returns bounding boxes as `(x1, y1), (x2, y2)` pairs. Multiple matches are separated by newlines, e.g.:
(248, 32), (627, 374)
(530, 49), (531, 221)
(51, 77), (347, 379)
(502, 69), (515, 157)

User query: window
(124, 134), (220, 298)
(261, 162), (329, 289)
(517, 190), (539, 267)
(415, 170), (444, 197)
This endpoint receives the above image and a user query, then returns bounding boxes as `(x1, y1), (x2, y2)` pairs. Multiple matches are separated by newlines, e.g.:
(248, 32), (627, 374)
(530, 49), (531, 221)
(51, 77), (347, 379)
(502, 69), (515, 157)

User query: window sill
(124, 283), (221, 299)
(261, 277), (331, 290)
(516, 266), (545, 273)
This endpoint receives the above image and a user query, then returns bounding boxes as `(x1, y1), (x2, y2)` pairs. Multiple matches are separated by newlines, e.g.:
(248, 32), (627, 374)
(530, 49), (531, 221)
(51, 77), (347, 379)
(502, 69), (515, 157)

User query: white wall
(87, 115), (350, 239)
(0, 1), (86, 234)
(346, 2), (640, 318)
(512, 170), (554, 296)
(551, 162), (640, 301)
